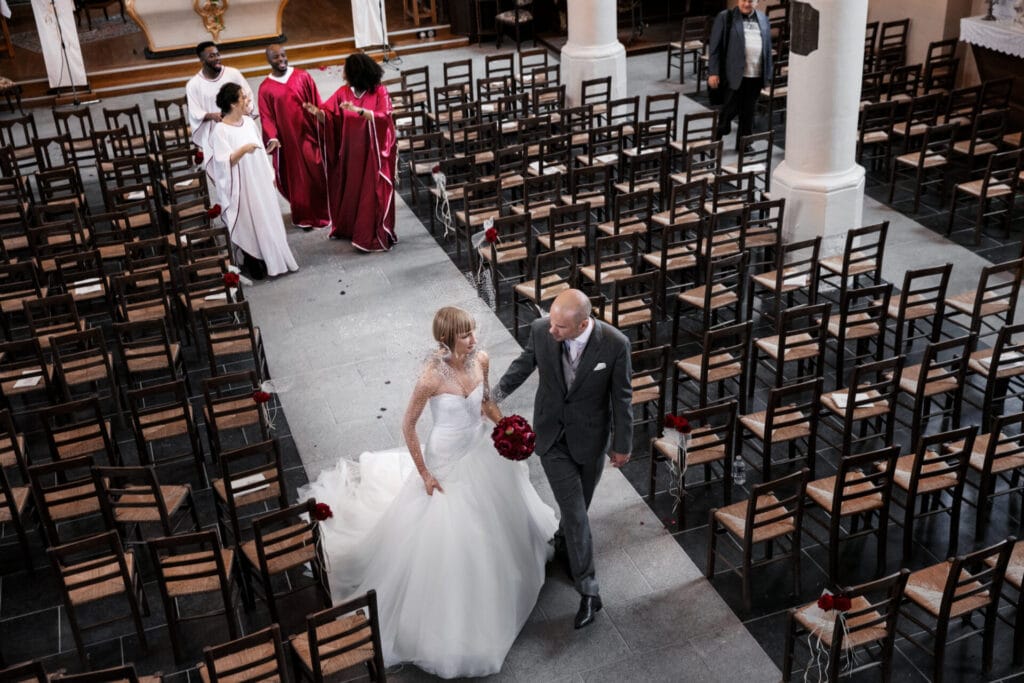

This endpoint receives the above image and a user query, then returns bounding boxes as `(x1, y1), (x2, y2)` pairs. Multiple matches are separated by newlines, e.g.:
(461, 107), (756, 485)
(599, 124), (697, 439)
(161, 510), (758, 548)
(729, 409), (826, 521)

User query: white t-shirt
(742, 15), (763, 78)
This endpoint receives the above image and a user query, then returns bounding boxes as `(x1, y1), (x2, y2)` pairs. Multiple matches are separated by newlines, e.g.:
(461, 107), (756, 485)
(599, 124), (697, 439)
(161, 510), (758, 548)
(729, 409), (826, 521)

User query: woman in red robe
(315, 53), (398, 252)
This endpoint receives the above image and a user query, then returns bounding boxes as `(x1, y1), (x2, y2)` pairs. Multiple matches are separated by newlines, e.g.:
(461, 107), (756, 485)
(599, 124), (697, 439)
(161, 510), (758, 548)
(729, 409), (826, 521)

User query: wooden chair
(512, 248), (576, 340)
(0, 409), (34, 570)
(749, 302), (829, 398)
(211, 439), (288, 549)
(991, 539), (1024, 664)
(857, 100), (896, 172)
(93, 465), (199, 542)
(746, 236), (820, 331)
(886, 263), (951, 355)
(666, 16), (707, 84)
(628, 344), (668, 430)
(944, 257), (1022, 345)
(289, 590), (387, 682)
(40, 396), (121, 466)
(895, 335), (973, 451)
(820, 355), (903, 457)
(816, 221), (887, 306)
(782, 569), (909, 681)
(739, 377), (823, 482)
(967, 322), (1024, 431)
(898, 538), (1013, 682)
(199, 624), (289, 683)
(495, 0), (534, 50)
(202, 370), (270, 463)
(242, 498), (332, 623)
(946, 147), (1021, 245)
(48, 530), (149, 666)
(707, 468), (809, 611)
(114, 318), (187, 391)
(673, 320), (751, 416)
(649, 401), (737, 526)
(127, 379), (207, 486)
(888, 121), (958, 213)
(149, 530), (239, 661)
(959, 411), (1024, 537)
(672, 252), (747, 348)
(0, 337), (57, 424)
(822, 282), (892, 390)
(596, 271), (659, 347)
(201, 301), (270, 382)
(805, 446), (900, 583)
(28, 455), (104, 547)
(50, 327), (123, 419)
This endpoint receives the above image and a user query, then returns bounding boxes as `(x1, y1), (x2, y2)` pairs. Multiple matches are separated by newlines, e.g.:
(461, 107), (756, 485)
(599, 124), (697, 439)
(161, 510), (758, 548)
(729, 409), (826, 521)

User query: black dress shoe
(574, 595), (602, 629)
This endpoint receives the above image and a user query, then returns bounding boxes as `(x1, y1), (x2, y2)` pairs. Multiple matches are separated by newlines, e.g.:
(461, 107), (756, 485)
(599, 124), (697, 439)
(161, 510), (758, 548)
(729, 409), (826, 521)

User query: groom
(498, 289), (633, 629)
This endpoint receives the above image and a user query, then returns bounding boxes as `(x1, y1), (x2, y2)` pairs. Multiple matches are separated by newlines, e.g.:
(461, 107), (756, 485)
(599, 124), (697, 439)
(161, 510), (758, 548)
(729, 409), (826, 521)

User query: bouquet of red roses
(491, 414), (536, 461)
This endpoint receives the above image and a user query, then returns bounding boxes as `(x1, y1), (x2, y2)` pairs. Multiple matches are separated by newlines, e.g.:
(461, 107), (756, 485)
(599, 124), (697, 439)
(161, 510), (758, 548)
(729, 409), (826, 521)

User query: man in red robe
(258, 45), (331, 230)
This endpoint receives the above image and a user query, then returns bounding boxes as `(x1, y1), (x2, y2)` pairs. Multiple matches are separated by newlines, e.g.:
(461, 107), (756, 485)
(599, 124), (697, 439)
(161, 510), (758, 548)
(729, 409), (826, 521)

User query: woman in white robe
(211, 82), (299, 278)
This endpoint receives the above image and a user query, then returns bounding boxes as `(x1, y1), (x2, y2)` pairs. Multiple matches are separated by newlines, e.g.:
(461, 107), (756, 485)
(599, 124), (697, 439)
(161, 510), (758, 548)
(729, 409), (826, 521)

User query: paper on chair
(232, 472), (269, 496)
(13, 375), (41, 388)
(783, 275), (808, 287)
(595, 153), (619, 164)
(830, 392), (874, 409)
(124, 190), (146, 201)
(981, 351), (1024, 370)
(204, 292), (228, 301)
(173, 179), (195, 190)
(527, 161), (560, 176)
(74, 284), (103, 295)
(71, 277), (100, 287)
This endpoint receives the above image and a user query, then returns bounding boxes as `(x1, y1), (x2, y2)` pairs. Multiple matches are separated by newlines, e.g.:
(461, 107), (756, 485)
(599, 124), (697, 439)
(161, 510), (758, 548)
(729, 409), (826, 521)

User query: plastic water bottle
(732, 456), (746, 486)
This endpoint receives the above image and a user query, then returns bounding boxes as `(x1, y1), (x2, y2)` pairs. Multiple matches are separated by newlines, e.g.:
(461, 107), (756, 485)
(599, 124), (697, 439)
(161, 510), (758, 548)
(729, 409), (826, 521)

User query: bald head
(548, 289), (591, 342)
(266, 44), (288, 76)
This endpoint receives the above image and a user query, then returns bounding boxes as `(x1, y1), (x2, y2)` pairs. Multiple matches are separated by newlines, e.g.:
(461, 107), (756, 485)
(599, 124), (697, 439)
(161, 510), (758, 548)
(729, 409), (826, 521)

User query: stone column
(560, 0), (627, 105)
(771, 0), (868, 251)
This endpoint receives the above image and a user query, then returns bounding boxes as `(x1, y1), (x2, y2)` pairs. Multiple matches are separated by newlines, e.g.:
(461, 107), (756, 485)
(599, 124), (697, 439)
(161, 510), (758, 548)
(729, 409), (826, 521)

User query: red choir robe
(322, 84), (397, 252)
(258, 67), (331, 229)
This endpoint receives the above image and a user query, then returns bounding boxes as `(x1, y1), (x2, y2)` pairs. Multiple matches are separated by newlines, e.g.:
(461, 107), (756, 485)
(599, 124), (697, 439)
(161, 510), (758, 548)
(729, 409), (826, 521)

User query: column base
(771, 161), (866, 255)
(560, 40), (627, 105)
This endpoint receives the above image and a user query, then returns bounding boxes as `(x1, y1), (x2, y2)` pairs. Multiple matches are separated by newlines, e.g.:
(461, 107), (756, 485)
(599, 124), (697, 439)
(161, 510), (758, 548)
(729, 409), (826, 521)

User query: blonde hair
(433, 307), (475, 351)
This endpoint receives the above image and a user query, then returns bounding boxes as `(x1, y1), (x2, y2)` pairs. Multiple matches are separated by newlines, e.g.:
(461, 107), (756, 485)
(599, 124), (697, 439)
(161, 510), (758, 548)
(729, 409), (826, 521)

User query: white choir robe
(186, 66), (255, 169)
(210, 116), (298, 278)
(352, 0), (388, 48)
(31, 0), (87, 89)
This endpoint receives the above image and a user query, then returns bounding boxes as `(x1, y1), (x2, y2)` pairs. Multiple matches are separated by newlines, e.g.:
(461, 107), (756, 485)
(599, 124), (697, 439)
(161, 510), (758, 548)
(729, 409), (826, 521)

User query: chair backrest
(971, 258), (1023, 328)
(442, 58), (473, 95)
(830, 354), (904, 427)
(764, 377), (823, 439)
(932, 538), (1014, 623)
(827, 446), (900, 521)
(41, 396), (118, 465)
(149, 529), (230, 602)
(907, 425), (976, 498)
(28, 454), (102, 545)
(826, 569), (909, 661)
(202, 624), (288, 683)
(400, 65), (431, 110)
(981, 148), (1023, 197)
(697, 321), (751, 394)
(912, 334), (974, 406)
(251, 498), (326, 581)
(93, 464), (177, 532)
(581, 76), (612, 110)
(301, 590), (385, 682)
(744, 468), (810, 545)
(892, 262), (952, 348)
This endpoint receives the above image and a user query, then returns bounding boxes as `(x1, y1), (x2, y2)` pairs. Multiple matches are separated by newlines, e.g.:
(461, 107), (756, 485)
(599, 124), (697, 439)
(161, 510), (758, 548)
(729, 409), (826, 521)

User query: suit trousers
(717, 76), (763, 146)
(543, 436), (604, 597)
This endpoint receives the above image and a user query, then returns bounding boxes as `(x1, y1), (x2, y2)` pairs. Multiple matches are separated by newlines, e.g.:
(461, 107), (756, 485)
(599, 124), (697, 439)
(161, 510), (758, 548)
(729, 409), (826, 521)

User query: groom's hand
(609, 451), (630, 468)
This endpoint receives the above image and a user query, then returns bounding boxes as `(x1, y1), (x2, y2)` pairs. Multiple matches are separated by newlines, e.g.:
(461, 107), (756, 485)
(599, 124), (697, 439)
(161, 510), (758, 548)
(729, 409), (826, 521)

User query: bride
(301, 306), (558, 679)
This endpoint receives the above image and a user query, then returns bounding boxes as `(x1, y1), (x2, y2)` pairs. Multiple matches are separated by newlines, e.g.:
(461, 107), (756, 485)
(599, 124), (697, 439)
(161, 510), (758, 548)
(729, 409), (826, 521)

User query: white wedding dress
(300, 383), (558, 679)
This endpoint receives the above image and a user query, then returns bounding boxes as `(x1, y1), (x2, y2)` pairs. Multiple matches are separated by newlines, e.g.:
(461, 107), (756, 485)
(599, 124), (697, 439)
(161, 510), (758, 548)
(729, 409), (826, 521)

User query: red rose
(431, 165), (441, 174)
(677, 417), (691, 434)
(495, 437), (513, 454)
(833, 595), (852, 612)
(485, 227), (498, 243)
(194, 149), (204, 164)
(817, 593), (834, 611)
(224, 272), (240, 287)
(313, 502), (333, 521)
(252, 390), (272, 404)
(207, 204), (222, 219)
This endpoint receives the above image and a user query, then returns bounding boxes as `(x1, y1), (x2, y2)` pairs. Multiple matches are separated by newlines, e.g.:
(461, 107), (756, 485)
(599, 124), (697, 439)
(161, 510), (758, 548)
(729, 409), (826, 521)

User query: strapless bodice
(428, 382), (485, 432)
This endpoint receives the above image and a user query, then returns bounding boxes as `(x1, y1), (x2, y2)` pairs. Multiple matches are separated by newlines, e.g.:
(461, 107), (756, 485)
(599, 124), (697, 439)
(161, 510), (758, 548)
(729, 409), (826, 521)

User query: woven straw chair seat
(859, 130), (889, 144)
(213, 476), (281, 507)
(905, 561), (988, 617)
(535, 231), (588, 251)
(478, 243), (528, 264)
(677, 352), (742, 382)
(65, 551), (136, 606)
(740, 407), (811, 442)
(955, 178), (1012, 198)
(455, 208), (501, 229)
(0, 366), (50, 397)
(678, 283), (737, 309)
(206, 398), (261, 431)
(163, 548), (234, 597)
(2, 287), (49, 314)
(953, 140), (999, 156)
(643, 246), (696, 271)
(597, 217), (647, 237)
(197, 650), (283, 683)
(793, 596), (887, 650)
(745, 229), (779, 249)
(753, 268), (808, 293)
(602, 300), (652, 328)
(897, 364), (958, 397)
(291, 612), (376, 675)
(210, 329), (260, 356)
(821, 389), (889, 420)
(578, 260), (632, 284)
(53, 421), (112, 459)
(819, 251), (876, 276)
(968, 348), (1024, 379)
(886, 293), (936, 320)
(0, 433), (25, 469)
(630, 375), (659, 405)
(945, 290), (1010, 317)
(125, 343), (181, 373)
(60, 354), (114, 385)
(241, 523), (315, 574)
(895, 151), (948, 168)
(714, 494), (796, 544)
(513, 276), (570, 303)
(139, 405), (192, 441)
(946, 432), (1024, 474)
(0, 485), (29, 522)
(179, 290), (228, 313)
(651, 207), (699, 227)
(807, 471), (883, 516)
(113, 484), (190, 523)
(45, 481), (101, 520)
(987, 541), (1024, 590)
(827, 313), (881, 340)
(882, 454), (959, 494)
(510, 201), (555, 221)
(125, 303), (169, 324)
(654, 430), (725, 466)
(755, 333), (819, 361)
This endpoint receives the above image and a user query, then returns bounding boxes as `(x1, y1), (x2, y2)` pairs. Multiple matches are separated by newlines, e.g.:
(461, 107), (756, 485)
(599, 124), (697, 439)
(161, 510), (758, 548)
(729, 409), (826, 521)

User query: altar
(959, 14), (1024, 128)
(125, 0), (290, 57)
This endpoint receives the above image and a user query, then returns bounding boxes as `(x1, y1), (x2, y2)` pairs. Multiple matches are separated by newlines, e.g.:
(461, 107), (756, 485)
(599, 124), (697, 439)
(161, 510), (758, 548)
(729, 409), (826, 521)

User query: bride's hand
(421, 471), (444, 496)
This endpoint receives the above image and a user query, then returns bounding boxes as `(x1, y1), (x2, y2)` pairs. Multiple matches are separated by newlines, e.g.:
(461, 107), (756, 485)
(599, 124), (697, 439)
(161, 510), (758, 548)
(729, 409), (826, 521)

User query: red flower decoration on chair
(313, 502), (333, 521)
(833, 595), (852, 612)
(207, 204), (222, 219)
(194, 148), (204, 164)
(252, 390), (272, 404)
(485, 227), (498, 243)
(223, 272), (240, 287)
(664, 414), (691, 433)
(817, 593), (834, 611)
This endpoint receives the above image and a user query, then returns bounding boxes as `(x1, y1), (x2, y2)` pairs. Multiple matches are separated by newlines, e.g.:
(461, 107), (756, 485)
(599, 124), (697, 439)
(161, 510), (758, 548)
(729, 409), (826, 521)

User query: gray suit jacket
(498, 317), (633, 463)
(708, 8), (773, 90)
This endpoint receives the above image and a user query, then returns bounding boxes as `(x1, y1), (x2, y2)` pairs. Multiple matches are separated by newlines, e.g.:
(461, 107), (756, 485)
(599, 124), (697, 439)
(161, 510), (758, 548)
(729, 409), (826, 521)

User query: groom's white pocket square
(593, 362), (607, 372)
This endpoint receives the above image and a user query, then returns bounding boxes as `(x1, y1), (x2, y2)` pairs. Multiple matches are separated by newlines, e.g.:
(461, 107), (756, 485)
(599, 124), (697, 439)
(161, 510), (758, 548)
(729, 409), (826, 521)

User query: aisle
(242, 194), (781, 681)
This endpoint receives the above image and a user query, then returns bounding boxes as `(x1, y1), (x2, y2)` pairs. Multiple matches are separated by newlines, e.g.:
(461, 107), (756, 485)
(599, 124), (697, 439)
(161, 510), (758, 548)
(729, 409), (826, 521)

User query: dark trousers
(717, 76), (763, 147)
(543, 437), (604, 597)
